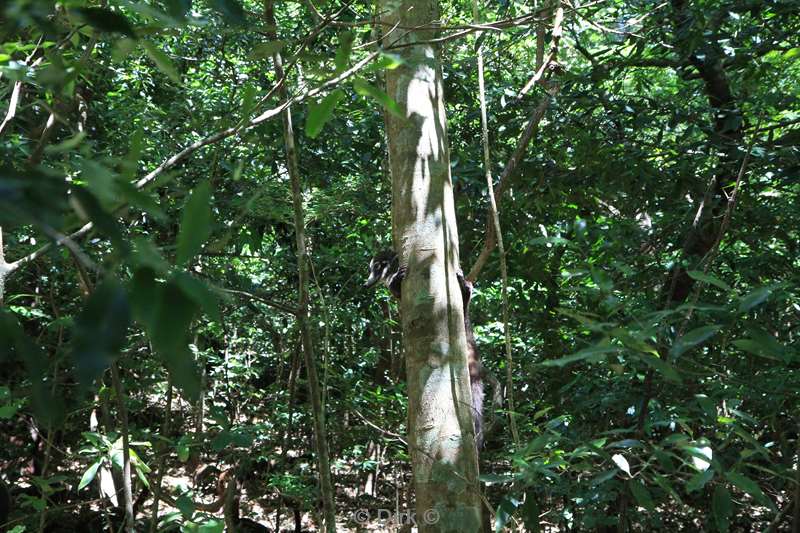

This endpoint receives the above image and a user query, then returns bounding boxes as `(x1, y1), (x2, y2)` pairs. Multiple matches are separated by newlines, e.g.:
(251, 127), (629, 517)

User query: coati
(364, 250), (486, 449)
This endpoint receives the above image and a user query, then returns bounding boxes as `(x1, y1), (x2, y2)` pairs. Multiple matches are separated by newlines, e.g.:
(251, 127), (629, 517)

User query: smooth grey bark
(0, 227), (9, 304)
(381, 0), (482, 530)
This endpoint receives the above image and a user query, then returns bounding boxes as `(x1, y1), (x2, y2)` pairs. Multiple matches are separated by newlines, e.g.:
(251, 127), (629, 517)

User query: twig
(472, 0), (520, 449)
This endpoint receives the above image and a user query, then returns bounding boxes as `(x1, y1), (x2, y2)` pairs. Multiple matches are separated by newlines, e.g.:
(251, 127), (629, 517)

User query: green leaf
(353, 78), (403, 118)
(173, 272), (222, 324)
(652, 473), (684, 506)
(305, 90), (345, 138)
(251, 40), (285, 59)
(176, 494), (195, 519)
(71, 279), (131, 385)
(142, 40), (181, 83)
(494, 496), (521, 533)
(712, 485), (732, 532)
(686, 468), (714, 493)
(630, 480), (654, 512)
(738, 287), (771, 312)
(70, 187), (129, 255)
(112, 38), (138, 63)
(78, 458), (103, 490)
(725, 471), (770, 507)
(198, 519), (225, 533)
(687, 270), (731, 291)
(638, 352), (682, 382)
(731, 339), (781, 360)
(208, 0), (245, 24)
(74, 8), (136, 37)
(334, 31), (354, 73)
(366, 52), (404, 72)
(45, 131), (87, 154)
(669, 325), (721, 358)
(165, 0), (192, 20)
(591, 266), (613, 291)
(540, 344), (619, 367)
(177, 436), (191, 462)
(520, 490), (540, 532)
(176, 181), (213, 265)
(784, 47), (800, 59)
(148, 278), (201, 399)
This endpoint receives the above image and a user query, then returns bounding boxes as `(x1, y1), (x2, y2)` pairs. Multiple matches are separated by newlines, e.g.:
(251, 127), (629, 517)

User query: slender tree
(381, 0), (482, 529)
(265, 1), (338, 530)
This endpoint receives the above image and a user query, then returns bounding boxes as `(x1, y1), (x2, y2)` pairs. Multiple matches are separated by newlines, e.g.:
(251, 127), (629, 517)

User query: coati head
(364, 250), (398, 289)
(364, 250), (403, 299)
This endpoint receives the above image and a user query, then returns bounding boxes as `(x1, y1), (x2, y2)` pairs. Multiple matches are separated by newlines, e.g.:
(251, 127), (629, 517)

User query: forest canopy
(0, 0), (799, 531)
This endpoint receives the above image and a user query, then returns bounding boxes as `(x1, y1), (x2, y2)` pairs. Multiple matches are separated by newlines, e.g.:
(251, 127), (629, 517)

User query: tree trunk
(0, 228), (11, 305)
(380, 0), (482, 529)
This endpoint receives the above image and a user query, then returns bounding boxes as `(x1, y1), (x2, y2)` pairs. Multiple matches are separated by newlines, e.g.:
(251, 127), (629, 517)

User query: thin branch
(472, 0), (520, 449)
(517, 3), (563, 99)
(467, 93), (555, 281)
(219, 288), (298, 315)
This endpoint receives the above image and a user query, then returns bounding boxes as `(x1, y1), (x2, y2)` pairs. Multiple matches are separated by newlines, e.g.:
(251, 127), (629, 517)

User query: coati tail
(472, 372), (485, 450)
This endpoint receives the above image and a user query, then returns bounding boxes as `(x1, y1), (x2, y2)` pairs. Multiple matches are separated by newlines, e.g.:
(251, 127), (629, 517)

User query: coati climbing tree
(380, 0), (483, 528)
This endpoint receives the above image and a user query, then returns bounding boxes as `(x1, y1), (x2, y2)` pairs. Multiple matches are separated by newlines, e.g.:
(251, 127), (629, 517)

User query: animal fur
(365, 250), (486, 449)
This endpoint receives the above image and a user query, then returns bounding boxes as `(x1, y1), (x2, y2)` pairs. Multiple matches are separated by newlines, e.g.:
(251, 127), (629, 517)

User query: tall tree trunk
(264, 2), (337, 530)
(380, 0), (482, 529)
(0, 228), (11, 305)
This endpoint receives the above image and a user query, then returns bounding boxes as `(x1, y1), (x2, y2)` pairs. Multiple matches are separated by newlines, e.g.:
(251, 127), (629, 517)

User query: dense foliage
(1, 0), (798, 530)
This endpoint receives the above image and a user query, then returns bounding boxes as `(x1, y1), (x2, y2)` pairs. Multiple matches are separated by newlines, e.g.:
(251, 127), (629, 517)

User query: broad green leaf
(176, 181), (213, 265)
(78, 458), (103, 490)
(197, 519), (225, 533)
(712, 485), (732, 532)
(540, 344), (619, 367)
(494, 496), (520, 533)
(630, 480), (654, 512)
(669, 325), (721, 358)
(173, 272), (222, 324)
(687, 270), (731, 291)
(353, 78), (403, 118)
(177, 436), (191, 462)
(143, 40), (181, 83)
(112, 38), (137, 63)
(305, 90), (345, 138)
(731, 339), (781, 360)
(652, 474), (684, 506)
(176, 494), (195, 519)
(686, 468), (714, 492)
(683, 445), (713, 471)
(725, 471), (769, 506)
(590, 469), (618, 486)
(165, 0), (192, 20)
(251, 41), (285, 59)
(738, 287), (771, 312)
(71, 279), (131, 385)
(637, 352), (682, 382)
(334, 31), (354, 73)
(45, 132), (87, 154)
(591, 266), (613, 291)
(366, 52), (404, 72)
(74, 8), (136, 37)
(520, 490), (541, 532)
(784, 47), (800, 59)
(148, 278), (201, 399)
(209, 0), (245, 24)
(70, 187), (129, 255)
